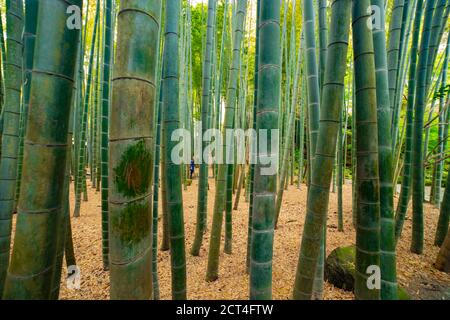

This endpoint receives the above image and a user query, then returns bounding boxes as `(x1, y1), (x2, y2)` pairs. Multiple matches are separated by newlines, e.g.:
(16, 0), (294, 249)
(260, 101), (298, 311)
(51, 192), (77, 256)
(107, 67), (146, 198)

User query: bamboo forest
(0, 0), (449, 302)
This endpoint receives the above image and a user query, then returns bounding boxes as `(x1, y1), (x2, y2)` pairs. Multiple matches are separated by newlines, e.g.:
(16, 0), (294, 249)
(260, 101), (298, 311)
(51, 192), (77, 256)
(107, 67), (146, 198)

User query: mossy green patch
(114, 140), (152, 198)
(334, 246), (356, 275)
(326, 246), (411, 299)
(398, 286), (411, 300)
(112, 202), (151, 244)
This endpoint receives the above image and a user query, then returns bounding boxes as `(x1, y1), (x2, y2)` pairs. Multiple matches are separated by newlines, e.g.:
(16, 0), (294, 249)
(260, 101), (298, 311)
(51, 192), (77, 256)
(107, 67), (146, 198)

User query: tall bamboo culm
(162, 0), (187, 300)
(433, 33), (450, 211)
(411, 0), (437, 254)
(15, 0), (38, 210)
(191, 0), (217, 257)
(395, 0), (424, 241)
(2, 0), (81, 299)
(100, 0), (114, 272)
(0, 0), (24, 294)
(206, 0), (247, 282)
(249, 0), (281, 300)
(74, 0), (100, 218)
(247, 0), (260, 273)
(352, 0), (381, 300)
(371, 0), (398, 300)
(302, 0), (326, 298)
(434, 35), (450, 246)
(387, 0), (405, 122)
(293, 0), (351, 300)
(108, 0), (161, 300)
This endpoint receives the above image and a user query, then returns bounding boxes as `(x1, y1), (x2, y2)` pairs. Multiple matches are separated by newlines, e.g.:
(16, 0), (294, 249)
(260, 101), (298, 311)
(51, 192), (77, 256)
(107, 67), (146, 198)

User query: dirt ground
(58, 177), (450, 300)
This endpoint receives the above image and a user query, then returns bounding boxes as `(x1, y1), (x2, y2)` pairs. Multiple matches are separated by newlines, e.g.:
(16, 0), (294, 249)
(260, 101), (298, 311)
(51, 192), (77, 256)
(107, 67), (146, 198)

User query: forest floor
(56, 177), (450, 300)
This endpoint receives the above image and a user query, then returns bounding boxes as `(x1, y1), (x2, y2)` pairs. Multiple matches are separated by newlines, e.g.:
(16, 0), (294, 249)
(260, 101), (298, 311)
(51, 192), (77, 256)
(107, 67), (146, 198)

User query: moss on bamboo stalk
(108, 0), (161, 300)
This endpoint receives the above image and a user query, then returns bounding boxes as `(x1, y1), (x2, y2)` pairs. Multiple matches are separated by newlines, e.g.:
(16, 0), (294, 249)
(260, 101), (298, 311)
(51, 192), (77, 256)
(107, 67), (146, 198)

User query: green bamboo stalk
(352, 0), (381, 300)
(178, 7), (186, 191)
(0, 6), (6, 111)
(206, 0), (247, 281)
(65, 54), (81, 272)
(425, 81), (442, 203)
(100, 0), (114, 271)
(108, 0), (161, 300)
(0, 0), (24, 294)
(395, 0), (424, 242)
(91, 32), (102, 191)
(371, 0), (398, 300)
(157, 6), (168, 256)
(232, 38), (250, 212)
(393, 121), (406, 194)
(293, 0), (351, 300)
(247, 0), (260, 273)
(150, 2), (164, 299)
(2, 0), (80, 299)
(303, 0), (325, 299)
(411, 0), (437, 254)
(396, 0), (413, 81)
(435, 168), (450, 247)
(15, 0), (39, 211)
(160, 117), (170, 252)
(425, 0), (447, 97)
(318, 0), (328, 90)
(432, 25), (450, 209)
(191, 0), (217, 257)
(214, 0), (229, 130)
(281, 1), (297, 164)
(306, 105), (311, 187)
(292, 127), (297, 187)
(234, 164), (245, 210)
(337, 103), (344, 232)
(387, 0), (405, 121)
(72, 26), (84, 192)
(351, 77), (357, 229)
(162, 0), (187, 300)
(73, 1), (87, 171)
(152, 80), (163, 300)
(74, 0), (101, 218)
(64, 202), (77, 268)
(224, 163), (234, 254)
(50, 52), (79, 300)
(423, 36), (445, 204)
(434, 46), (450, 246)
(297, 38), (306, 190)
(275, 34), (302, 228)
(51, 155), (72, 300)
(392, 0), (416, 150)
(304, 0), (321, 159)
(278, 0), (288, 141)
(249, 0), (280, 300)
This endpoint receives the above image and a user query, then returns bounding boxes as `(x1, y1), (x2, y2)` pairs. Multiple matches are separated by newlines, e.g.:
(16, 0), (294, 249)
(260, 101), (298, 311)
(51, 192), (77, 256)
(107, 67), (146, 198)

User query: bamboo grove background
(0, 0), (448, 300)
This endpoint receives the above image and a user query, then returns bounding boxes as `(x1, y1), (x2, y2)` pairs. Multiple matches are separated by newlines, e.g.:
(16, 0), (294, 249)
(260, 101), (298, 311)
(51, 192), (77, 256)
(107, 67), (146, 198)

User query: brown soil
(57, 178), (450, 300)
